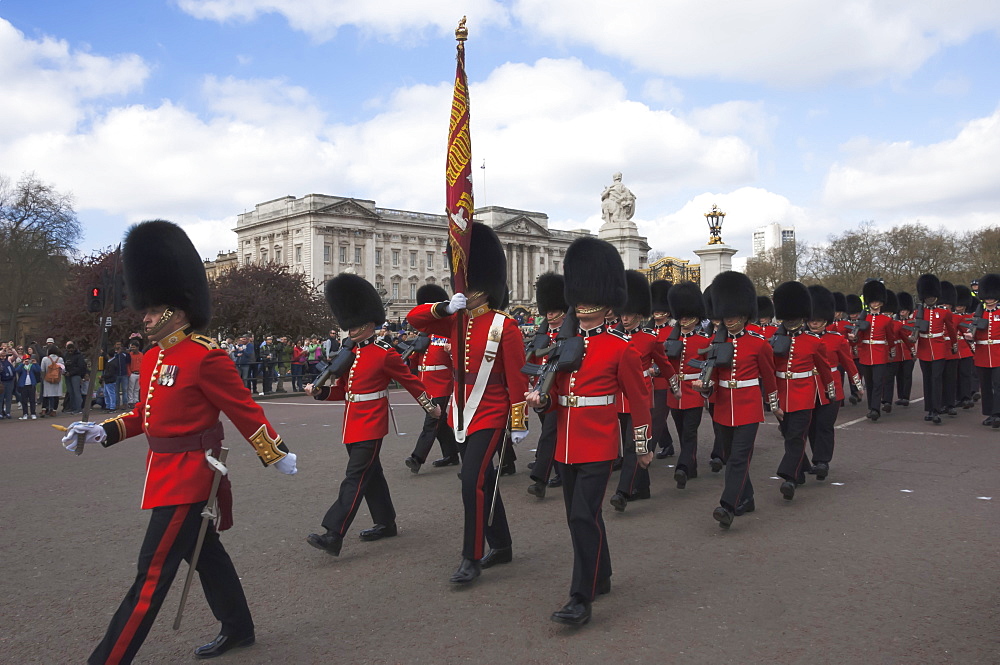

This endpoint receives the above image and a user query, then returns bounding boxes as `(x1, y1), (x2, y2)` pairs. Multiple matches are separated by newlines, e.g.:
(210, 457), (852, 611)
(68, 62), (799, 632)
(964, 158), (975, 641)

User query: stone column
(692, 244), (739, 292)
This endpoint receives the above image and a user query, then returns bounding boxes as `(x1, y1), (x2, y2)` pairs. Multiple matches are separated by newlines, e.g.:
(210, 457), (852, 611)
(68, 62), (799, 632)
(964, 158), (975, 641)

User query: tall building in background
(751, 222), (796, 257)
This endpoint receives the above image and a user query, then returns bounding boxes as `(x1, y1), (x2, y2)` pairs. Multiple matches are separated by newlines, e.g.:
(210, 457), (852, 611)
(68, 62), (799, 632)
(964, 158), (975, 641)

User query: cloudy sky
(2, 1), (999, 265)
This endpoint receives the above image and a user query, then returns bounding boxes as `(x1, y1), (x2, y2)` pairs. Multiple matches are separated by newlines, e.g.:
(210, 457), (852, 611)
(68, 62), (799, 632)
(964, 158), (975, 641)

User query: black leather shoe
(895, 398), (909, 406)
(629, 487), (650, 501)
(867, 409), (880, 421)
(499, 463), (516, 477)
(848, 394), (860, 405)
(551, 596), (592, 626)
(710, 457), (724, 473)
(944, 407), (958, 416)
(527, 481), (546, 498)
(993, 417), (1000, 430)
(983, 416), (995, 427)
(359, 523), (397, 541)
(609, 491), (628, 512)
(547, 476), (562, 488)
(780, 480), (796, 500)
(480, 545), (512, 569)
(961, 399), (974, 409)
(973, 391), (982, 402)
(449, 558), (481, 584)
(596, 577), (611, 597)
(194, 633), (255, 659)
(674, 468), (688, 489)
(404, 456), (421, 474)
(713, 506), (734, 529)
(882, 402), (892, 413)
(432, 455), (460, 467)
(527, 460), (536, 470)
(931, 413), (942, 425)
(734, 496), (755, 516)
(663, 444), (675, 457)
(306, 531), (342, 556)
(655, 447), (670, 459)
(813, 462), (829, 480)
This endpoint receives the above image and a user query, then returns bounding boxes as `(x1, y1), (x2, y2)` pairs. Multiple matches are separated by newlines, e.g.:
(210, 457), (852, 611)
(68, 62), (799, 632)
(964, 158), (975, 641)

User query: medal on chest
(158, 364), (178, 386)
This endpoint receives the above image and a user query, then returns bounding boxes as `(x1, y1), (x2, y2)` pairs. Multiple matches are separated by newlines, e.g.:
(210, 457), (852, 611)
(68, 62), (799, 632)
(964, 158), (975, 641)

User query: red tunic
(915, 306), (957, 362)
(973, 307), (1000, 367)
(943, 311), (961, 360)
(99, 329), (285, 510)
(855, 312), (897, 365)
(667, 330), (711, 410)
(547, 326), (651, 463)
(774, 331), (836, 412)
(815, 331), (860, 403)
(407, 303), (529, 435)
(620, 326), (675, 415)
(415, 336), (454, 399)
(651, 324), (673, 391)
(709, 330), (778, 427)
(316, 337), (428, 445)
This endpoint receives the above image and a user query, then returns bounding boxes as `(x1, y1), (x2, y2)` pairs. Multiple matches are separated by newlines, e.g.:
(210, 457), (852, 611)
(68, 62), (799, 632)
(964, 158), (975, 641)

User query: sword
(488, 424), (510, 527)
(388, 403), (408, 436)
(173, 447), (229, 630)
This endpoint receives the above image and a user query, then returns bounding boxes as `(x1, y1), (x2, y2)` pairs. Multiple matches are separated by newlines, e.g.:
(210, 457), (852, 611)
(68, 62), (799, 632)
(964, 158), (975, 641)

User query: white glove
(511, 429), (529, 445)
(61, 422), (107, 452)
(445, 293), (467, 314)
(273, 452), (298, 475)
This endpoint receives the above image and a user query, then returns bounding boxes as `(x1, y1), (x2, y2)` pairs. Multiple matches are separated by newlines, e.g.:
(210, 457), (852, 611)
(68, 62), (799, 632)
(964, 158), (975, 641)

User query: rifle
(520, 320), (552, 377)
(311, 338), (356, 388)
(663, 325), (683, 358)
(532, 311), (585, 409)
(686, 325), (733, 397)
(959, 304), (988, 332)
(911, 302), (930, 334)
(398, 332), (430, 362)
(845, 317), (870, 335)
(770, 324), (792, 356)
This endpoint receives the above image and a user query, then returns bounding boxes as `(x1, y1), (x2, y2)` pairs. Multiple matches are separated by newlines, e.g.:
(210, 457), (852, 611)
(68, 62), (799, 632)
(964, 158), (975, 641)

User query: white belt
(976, 340), (1000, 345)
(346, 390), (388, 403)
(558, 394), (616, 407)
(419, 365), (448, 371)
(643, 369), (654, 377)
(719, 379), (759, 389)
(682, 373), (700, 381)
(776, 370), (814, 379)
(861, 340), (887, 345)
(919, 332), (944, 339)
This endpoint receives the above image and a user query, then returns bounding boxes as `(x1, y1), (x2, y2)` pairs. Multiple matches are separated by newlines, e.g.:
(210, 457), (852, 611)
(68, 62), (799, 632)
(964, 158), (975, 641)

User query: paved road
(1, 379), (998, 664)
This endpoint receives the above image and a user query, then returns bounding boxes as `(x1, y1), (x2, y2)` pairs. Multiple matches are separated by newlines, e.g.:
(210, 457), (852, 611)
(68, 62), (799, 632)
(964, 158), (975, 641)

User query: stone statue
(601, 172), (636, 224)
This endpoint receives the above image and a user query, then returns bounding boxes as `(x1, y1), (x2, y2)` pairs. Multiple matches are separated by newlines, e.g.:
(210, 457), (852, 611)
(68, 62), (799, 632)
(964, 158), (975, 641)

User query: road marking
(977, 496), (992, 500)
(880, 430), (969, 438)
(900, 489), (913, 492)
(831, 482), (845, 486)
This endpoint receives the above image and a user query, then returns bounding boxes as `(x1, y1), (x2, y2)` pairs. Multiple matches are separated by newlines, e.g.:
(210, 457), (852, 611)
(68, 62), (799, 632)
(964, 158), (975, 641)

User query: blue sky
(2, 1), (999, 265)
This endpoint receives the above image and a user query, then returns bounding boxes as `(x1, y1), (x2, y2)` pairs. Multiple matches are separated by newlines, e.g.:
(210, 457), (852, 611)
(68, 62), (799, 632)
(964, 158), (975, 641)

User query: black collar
(355, 335), (376, 348)
(579, 325), (605, 338)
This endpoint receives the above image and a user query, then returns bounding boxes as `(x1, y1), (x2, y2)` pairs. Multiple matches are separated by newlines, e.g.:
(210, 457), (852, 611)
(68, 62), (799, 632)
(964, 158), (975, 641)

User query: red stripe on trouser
(589, 460), (613, 599)
(106, 504), (191, 665)
(339, 440), (381, 534)
(473, 429), (503, 560)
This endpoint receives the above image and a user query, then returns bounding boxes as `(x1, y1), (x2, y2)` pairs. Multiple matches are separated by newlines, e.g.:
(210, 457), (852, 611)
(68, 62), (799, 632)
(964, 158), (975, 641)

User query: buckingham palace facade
(231, 193), (651, 322)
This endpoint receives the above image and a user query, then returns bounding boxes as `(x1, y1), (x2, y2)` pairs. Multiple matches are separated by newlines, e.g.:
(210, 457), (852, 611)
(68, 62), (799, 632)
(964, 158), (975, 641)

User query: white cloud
(177, 0), (510, 41)
(511, 0), (1000, 86)
(687, 101), (777, 147)
(822, 107), (1000, 216)
(641, 79), (684, 107)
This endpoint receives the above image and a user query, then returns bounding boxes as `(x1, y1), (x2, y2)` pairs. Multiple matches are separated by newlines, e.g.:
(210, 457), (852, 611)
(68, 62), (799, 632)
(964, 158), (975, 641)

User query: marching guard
(967, 274), (1000, 427)
(954, 284), (978, 409)
(848, 280), (896, 422)
(893, 291), (917, 407)
(649, 279), (676, 458)
(914, 274), (957, 424)
(59, 220), (299, 664)
(306, 274), (440, 557)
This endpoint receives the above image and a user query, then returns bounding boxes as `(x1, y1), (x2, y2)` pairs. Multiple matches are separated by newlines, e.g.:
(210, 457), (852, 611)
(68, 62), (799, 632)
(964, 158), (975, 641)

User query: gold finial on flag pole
(455, 16), (468, 46)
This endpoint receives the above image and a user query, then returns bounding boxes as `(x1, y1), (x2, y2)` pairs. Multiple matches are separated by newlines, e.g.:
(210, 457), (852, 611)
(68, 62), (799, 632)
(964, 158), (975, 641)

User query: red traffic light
(92, 287), (101, 297)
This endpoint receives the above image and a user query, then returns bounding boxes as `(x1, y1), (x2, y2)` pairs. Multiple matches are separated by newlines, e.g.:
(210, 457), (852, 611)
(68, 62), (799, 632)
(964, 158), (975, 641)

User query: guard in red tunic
(967, 274), (1000, 427)
(60, 221), (298, 664)
(771, 281), (836, 500)
(939, 281), (962, 415)
(693, 271), (781, 528)
(407, 222), (529, 584)
(526, 272), (568, 498)
(404, 284), (460, 473)
(847, 280), (897, 422)
(806, 285), (862, 481)
(306, 274), (439, 557)
(892, 291), (917, 407)
(879, 290), (902, 412)
(649, 279), (676, 459)
(664, 281), (709, 488)
(914, 274), (957, 424)
(526, 237), (650, 626)
(953, 285), (978, 410)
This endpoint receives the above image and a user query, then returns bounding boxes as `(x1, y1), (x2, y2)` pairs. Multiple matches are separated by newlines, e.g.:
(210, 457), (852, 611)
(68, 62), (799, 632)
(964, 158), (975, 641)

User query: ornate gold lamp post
(704, 204), (725, 245)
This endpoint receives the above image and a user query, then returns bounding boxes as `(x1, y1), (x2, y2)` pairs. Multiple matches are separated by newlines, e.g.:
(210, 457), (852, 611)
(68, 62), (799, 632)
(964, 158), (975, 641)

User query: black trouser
(708, 403), (726, 463)
(262, 361), (274, 393)
(560, 459), (613, 603)
(859, 363), (886, 410)
(89, 502), (252, 665)
(650, 388), (673, 450)
(671, 406), (703, 475)
(616, 413), (648, 496)
(18, 385), (36, 415)
(716, 422), (758, 511)
(322, 439), (395, 534)
(943, 358), (959, 408)
(896, 358), (914, 400)
(777, 409), (812, 484)
(530, 410), (558, 484)
(978, 366), (1000, 417)
(882, 362), (900, 404)
(957, 357), (974, 403)
(410, 396), (458, 463)
(920, 359), (945, 414)
(459, 428), (511, 561)
(807, 400), (839, 465)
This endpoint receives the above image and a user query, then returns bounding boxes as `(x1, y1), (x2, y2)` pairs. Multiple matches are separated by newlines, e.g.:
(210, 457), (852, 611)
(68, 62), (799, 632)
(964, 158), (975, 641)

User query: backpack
(0, 362), (13, 382)
(44, 357), (62, 384)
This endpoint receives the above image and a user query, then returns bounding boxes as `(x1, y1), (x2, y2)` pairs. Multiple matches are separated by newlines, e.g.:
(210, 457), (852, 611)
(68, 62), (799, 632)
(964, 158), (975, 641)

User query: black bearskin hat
(862, 279), (887, 305)
(702, 285), (714, 320)
(883, 290), (898, 314)
(650, 280), (672, 314)
(773, 281), (812, 321)
(846, 294), (864, 316)
(955, 284), (975, 311)
(939, 280), (957, 307)
(979, 274), (1000, 301)
(621, 270), (652, 317)
(832, 291), (847, 313)
(807, 284), (836, 324)
(897, 291), (915, 312)
(535, 272), (568, 316)
(122, 220), (212, 330)
(916, 274), (941, 301)
(757, 296), (774, 320)
(709, 271), (757, 320)
(466, 222), (508, 309)
(563, 237), (626, 309)
(416, 283), (448, 305)
(668, 281), (705, 320)
(325, 273), (385, 329)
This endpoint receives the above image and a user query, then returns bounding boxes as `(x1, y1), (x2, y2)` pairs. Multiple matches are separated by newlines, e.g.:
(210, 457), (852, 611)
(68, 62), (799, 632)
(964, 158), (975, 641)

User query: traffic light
(87, 286), (105, 313)
(113, 271), (127, 312)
